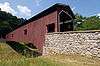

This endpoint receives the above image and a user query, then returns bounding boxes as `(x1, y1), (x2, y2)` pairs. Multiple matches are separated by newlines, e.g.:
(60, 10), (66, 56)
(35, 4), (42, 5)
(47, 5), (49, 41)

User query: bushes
(6, 41), (41, 57)
(75, 14), (100, 30)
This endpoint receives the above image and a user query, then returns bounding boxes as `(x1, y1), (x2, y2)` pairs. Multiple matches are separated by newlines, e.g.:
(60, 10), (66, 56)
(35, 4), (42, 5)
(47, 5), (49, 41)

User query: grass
(0, 42), (100, 66)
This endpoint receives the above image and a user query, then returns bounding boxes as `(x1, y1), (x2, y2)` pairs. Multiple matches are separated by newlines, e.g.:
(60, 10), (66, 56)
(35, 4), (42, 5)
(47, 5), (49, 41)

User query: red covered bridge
(6, 3), (75, 53)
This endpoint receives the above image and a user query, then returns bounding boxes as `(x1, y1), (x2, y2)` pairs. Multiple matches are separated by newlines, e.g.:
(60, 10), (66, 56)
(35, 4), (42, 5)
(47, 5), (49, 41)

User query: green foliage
(0, 11), (26, 38)
(6, 41), (41, 57)
(75, 14), (100, 31)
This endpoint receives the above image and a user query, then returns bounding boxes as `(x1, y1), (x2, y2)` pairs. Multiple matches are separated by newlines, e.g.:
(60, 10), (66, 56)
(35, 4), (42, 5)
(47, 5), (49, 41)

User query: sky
(0, 0), (100, 19)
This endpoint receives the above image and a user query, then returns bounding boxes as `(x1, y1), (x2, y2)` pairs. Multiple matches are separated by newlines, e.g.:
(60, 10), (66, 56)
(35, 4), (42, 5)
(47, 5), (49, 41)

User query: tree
(74, 13), (86, 30)
(75, 14), (100, 30)
(0, 10), (26, 38)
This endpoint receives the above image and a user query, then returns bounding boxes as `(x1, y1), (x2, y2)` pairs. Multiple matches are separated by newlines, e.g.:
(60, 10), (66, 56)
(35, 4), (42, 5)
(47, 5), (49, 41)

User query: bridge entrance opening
(59, 11), (73, 32)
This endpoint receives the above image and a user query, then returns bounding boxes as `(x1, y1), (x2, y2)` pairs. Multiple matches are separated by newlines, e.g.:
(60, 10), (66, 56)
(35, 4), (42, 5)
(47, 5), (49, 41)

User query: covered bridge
(6, 3), (75, 53)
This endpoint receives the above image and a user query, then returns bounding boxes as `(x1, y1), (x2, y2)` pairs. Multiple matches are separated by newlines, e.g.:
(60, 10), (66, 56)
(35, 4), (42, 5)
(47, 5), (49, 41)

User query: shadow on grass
(6, 41), (42, 58)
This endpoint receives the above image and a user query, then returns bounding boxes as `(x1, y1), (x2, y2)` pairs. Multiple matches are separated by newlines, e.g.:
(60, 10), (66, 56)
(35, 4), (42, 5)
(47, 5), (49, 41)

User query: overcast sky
(0, 0), (100, 19)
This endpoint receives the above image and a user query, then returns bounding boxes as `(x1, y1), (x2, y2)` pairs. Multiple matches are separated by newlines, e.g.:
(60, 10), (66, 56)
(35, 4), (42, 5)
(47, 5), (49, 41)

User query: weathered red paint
(6, 11), (57, 52)
(6, 3), (74, 53)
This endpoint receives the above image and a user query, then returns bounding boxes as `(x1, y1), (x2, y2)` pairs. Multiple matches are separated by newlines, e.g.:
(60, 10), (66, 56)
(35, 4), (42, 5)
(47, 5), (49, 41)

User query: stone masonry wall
(43, 31), (100, 58)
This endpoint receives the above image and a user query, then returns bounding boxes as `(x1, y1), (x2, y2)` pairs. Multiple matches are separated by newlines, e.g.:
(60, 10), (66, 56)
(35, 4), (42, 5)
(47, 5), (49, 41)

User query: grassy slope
(0, 42), (100, 66)
(0, 42), (22, 60)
